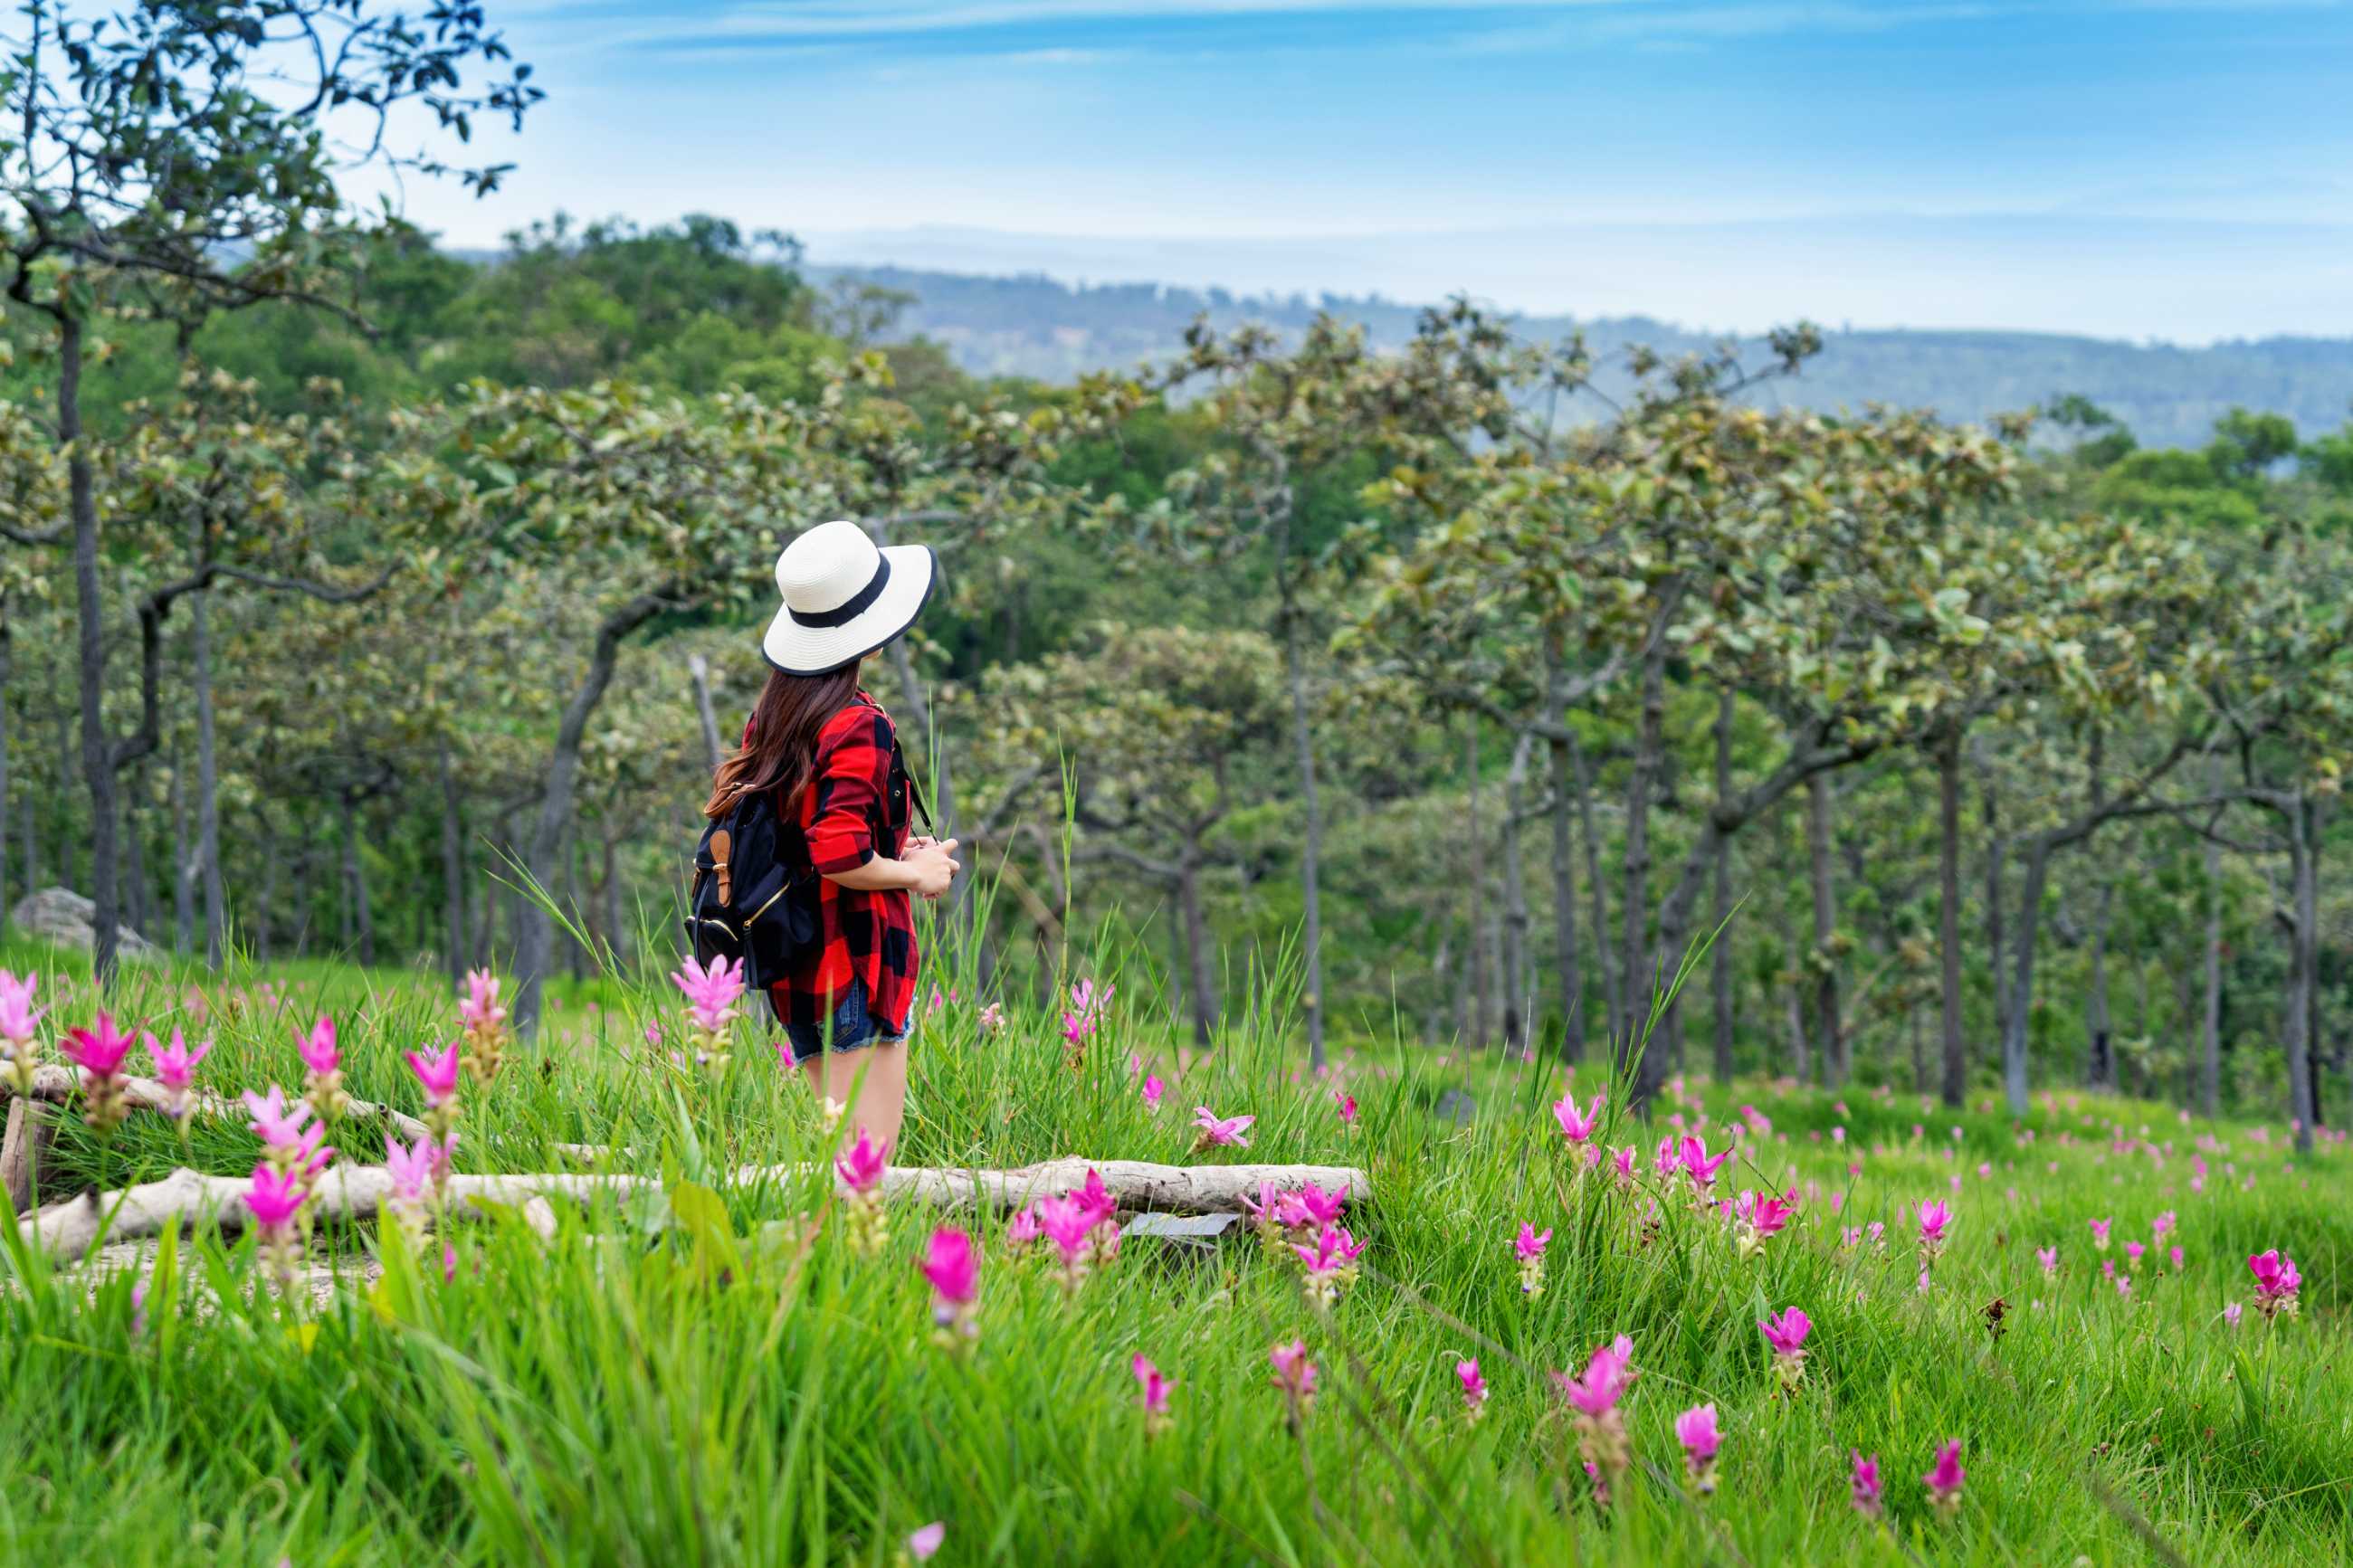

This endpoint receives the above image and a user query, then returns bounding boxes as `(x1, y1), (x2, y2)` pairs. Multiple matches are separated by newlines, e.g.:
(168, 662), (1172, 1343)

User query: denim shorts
(782, 978), (909, 1066)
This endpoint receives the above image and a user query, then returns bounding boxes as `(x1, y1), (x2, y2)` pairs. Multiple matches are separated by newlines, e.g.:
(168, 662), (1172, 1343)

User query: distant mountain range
(813, 263), (2353, 451)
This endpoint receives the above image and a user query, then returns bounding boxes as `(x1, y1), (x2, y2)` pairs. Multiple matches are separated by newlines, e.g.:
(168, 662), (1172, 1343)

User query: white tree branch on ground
(18, 1158), (1373, 1260)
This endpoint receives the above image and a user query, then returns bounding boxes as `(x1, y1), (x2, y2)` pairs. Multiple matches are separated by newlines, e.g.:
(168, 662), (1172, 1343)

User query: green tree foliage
(7, 214), (2353, 1142)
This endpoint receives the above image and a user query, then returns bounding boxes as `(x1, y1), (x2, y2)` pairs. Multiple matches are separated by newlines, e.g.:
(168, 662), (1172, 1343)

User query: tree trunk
(1710, 689), (1736, 1082)
(1984, 779), (2008, 1054)
(192, 587), (224, 965)
(440, 739), (468, 986)
(122, 769), (152, 944)
(1543, 651), (1584, 1062)
(171, 751), (195, 953)
(52, 708), (73, 896)
(688, 651), (725, 770)
(1500, 732), (1533, 1053)
(1938, 726), (1967, 1106)
(2084, 881), (2116, 1091)
(1426, 932), (1453, 1044)
(1464, 718), (1489, 1051)
(602, 833), (624, 973)
(565, 830), (587, 982)
(341, 790), (376, 968)
(1569, 729), (1620, 1045)
(2284, 797), (2320, 1153)
(516, 594), (662, 1035)
(1617, 637), (1667, 1075)
(2001, 838), (2055, 1116)
(1805, 771), (1843, 1086)
(62, 315), (125, 984)
(254, 806), (279, 962)
(1281, 610), (1327, 1069)
(1176, 843), (1216, 1049)
(1786, 984), (1808, 1081)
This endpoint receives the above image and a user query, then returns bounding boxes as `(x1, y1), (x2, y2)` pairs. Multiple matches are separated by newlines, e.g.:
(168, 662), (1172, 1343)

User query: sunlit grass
(1, 918), (2346, 1565)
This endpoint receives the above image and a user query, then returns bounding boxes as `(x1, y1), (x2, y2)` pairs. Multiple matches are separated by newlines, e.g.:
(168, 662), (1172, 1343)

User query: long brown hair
(702, 662), (862, 820)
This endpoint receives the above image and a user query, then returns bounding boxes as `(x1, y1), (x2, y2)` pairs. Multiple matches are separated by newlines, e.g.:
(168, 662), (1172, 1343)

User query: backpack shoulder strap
(891, 730), (937, 840)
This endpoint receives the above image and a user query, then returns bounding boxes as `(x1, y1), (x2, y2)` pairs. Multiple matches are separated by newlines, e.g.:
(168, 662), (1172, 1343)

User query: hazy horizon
(347, 1), (2353, 348)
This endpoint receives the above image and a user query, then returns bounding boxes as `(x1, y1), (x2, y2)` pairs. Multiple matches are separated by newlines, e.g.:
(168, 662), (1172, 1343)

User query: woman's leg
(811, 1041), (910, 1155)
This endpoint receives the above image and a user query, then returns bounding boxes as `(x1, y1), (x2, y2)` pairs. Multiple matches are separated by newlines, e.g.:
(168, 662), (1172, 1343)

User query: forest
(6, 204), (2353, 1149)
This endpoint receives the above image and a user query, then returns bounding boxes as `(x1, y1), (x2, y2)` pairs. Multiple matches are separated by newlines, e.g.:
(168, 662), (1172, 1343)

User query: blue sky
(363, 2), (2353, 340)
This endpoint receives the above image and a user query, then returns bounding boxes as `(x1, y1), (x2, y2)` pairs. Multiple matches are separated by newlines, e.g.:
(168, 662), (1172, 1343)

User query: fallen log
(8, 1064), (433, 1143)
(17, 1158), (1370, 1261)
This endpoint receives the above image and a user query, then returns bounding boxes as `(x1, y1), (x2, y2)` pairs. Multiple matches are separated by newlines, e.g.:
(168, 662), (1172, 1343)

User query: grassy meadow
(1, 922), (2348, 1567)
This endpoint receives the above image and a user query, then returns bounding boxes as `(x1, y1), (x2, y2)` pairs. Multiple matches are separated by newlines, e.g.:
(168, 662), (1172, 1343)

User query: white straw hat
(761, 519), (937, 675)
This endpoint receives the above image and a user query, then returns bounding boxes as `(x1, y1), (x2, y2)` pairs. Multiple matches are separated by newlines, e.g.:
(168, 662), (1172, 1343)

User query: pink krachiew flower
(242, 1085), (315, 1149)
(243, 1163), (307, 1231)
(0, 970), (43, 1044)
(62, 1011), (137, 1079)
(669, 953), (747, 1035)
(920, 1227), (981, 1339)
(1758, 1306), (1812, 1359)
(1456, 1358), (1489, 1419)
(1552, 1088), (1603, 1144)
(1269, 1339), (1319, 1404)
(1675, 1402), (1722, 1489)
(907, 1522), (946, 1562)
(148, 1028), (210, 1090)
(1679, 1135), (1732, 1193)
(1132, 1354), (1175, 1434)
(1279, 1183), (1347, 1229)
(1917, 1199), (1953, 1261)
(1192, 1106), (1253, 1148)
(1291, 1222), (1367, 1306)
(1923, 1440), (1967, 1515)
(298, 1016), (341, 1077)
(0, 971), (44, 1095)
(1514, 1222), (1551, 1262)
(461, 968), (509, 1035)
(385, 1135), (438, 1211)
(1034, 1193), (1096, 1268)
(144, 1029), (211, 1126)
(1554, 1335), (1636, 1417)
(835, 1129), (889, 1195)
(2246, 1249), (2302, 1317)
(1141, 1073), (1165, 1110)
(1851, 1450), (1884, 1517)
(407, 1041), (462, 1107)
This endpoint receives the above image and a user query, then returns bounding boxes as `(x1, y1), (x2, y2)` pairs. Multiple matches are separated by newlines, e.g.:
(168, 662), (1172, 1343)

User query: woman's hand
(903, 837), (960, 899)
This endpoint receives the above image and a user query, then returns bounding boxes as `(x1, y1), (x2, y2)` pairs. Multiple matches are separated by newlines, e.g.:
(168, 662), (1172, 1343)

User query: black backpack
(685, 723), (932, 991)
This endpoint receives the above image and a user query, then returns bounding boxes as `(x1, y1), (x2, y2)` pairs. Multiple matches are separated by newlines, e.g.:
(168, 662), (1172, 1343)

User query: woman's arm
(805, 710), (959, 898)
(829, 837), (959, 898)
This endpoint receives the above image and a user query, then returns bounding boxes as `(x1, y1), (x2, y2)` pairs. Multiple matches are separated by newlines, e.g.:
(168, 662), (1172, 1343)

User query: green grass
(1, 924), (2348, 1566)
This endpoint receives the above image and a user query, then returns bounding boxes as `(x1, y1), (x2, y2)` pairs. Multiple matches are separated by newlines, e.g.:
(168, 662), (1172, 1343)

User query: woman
(702, 518), (958, 1154)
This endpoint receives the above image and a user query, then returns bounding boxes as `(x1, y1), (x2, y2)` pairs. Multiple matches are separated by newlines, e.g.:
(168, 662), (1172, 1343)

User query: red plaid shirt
(759, 691), (919, 1035)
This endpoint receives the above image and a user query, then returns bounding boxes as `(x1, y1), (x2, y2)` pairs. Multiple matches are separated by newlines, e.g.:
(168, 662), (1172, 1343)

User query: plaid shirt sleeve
(805, 708), (891, 875)
(767, 694), (919, 1035)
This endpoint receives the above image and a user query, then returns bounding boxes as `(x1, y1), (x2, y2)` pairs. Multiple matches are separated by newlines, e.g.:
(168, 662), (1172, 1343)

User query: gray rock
(1120, 1211), (1243, 1241)
(7, 887), (162, 963)
(1436, 1088), (1479, 1126)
